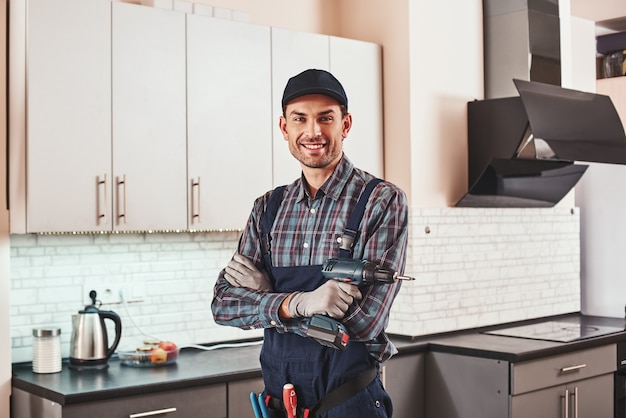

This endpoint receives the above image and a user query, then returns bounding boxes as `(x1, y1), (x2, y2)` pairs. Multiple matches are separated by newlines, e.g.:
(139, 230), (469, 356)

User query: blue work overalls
(259, 179), (392, 418)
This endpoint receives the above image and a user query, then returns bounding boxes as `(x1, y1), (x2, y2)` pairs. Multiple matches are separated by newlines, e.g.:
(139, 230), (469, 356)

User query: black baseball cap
(281, 69), (348, 109)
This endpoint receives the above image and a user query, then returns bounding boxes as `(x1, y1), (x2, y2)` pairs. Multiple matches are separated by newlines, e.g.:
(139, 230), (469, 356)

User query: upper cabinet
(9, 0), (112, 233)
(9, 1), (383, 233)
(187, 15), (272, 230)
(112, 3), (188, 232)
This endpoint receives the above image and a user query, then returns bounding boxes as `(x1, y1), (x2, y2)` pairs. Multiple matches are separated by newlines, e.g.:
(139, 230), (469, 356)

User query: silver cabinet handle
(560, 364), (587, 374)
(563, 388), (569, 418)
(129, 407), (176, 418)
(116, 175), (127, 224)
(97, 174), (107, 224)
(191, 177), (200, 223)
(571, 387), (578, 418)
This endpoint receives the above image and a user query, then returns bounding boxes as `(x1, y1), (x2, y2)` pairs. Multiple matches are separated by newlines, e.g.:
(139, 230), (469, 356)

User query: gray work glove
(288, 280), (362, 318)
(223, 254), (273, 292)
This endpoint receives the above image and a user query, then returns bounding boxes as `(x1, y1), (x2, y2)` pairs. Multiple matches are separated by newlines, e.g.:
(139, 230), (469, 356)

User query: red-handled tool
(283, 383), (297, 418)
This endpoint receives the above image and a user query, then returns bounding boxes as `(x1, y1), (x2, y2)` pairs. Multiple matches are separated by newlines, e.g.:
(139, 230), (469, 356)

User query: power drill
(305, 258), (415, 350)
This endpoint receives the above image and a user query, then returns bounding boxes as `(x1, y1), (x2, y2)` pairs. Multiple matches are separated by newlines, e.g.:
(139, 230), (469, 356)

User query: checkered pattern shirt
(212, 155), (409, 362)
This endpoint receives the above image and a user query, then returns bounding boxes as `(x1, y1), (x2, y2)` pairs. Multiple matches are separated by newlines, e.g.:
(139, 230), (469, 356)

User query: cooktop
(483, 320), (625, 343)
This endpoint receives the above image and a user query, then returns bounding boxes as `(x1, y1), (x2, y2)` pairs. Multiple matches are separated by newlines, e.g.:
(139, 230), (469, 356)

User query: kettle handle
(100, 310), (122, 359)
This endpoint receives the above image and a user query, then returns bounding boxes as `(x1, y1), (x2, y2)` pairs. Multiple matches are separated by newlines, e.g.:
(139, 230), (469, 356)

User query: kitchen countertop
(419, 313), (626, 362)
(12, 341), (266, 406)
(13, 313), (626, 405)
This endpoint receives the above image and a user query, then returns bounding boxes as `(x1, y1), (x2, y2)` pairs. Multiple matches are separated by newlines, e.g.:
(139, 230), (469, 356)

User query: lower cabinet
(382, 352), (425, 418)
(12, 385), (227, 418)
(12, 378), (269, 418)
(425, 344), (616, 418)
(511, 373), (613, 417)
(227, 377), (265, 418)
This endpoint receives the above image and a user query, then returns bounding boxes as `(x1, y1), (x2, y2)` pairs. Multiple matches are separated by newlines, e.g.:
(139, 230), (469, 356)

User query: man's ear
(279, 116), (289, 140)
(342, 113), (352, 139)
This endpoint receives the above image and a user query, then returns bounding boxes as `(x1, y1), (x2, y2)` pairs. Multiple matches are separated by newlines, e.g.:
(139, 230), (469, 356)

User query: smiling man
(212, 69), (409, 418)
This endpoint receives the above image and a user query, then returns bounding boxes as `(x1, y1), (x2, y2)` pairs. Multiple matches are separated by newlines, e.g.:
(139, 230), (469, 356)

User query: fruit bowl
(118, 341), (179, 367)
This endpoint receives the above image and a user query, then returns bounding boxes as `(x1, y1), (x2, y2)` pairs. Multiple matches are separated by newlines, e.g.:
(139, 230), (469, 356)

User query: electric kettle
(69, 290), (122, 370)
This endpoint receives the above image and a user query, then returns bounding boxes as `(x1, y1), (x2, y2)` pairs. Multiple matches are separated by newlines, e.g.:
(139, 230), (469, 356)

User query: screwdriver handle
(283, 383), (297, 418)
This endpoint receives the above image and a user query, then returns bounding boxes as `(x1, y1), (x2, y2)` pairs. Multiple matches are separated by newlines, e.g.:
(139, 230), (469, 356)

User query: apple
(149, 347), (168, 364)
(158, 340), (177, 351)
(157, 341), (178, 361)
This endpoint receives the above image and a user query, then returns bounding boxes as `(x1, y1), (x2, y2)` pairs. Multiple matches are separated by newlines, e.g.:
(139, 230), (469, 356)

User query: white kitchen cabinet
(187, 15), (272, 230)
(9, 2), (383, 233)
(270, 27), (330, 187)
(9, 0), (112, 233)
(9, 0), (188, 233)
(112, 2), (188, 232)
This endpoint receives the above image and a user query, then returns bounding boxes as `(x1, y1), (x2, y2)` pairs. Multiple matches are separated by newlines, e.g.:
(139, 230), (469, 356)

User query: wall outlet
(83, 285), (122, 306)
(83, 283), (146, 306)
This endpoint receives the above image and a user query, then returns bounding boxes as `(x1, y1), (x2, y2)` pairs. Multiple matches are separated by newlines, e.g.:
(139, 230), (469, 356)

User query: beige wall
(335, 0), (412, 200)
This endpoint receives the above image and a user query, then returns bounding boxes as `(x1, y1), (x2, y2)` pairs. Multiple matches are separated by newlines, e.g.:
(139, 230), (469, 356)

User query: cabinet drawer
(511, 344), (616, 395)
(63, 384), (227, 418)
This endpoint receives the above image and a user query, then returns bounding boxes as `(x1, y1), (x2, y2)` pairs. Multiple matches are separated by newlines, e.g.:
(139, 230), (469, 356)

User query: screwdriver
(283, 383), (297, 418)
(321, 258), (416, 285)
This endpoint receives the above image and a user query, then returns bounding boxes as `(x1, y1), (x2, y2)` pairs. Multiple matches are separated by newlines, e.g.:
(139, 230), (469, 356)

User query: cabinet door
(228, 377), (265, 418)
(330, 37), (384, 178)
(567, 374), (613, 418)
(64, 385), (227, 418)
(187, 16), (272, 230)
(382, 353), (425, 418)
(112, 3), (187, 231)
(511, 373), (614, 418)
(24, 0), (111, 233)
(12, 385), (227, 418)
(270, 28), (330, 187)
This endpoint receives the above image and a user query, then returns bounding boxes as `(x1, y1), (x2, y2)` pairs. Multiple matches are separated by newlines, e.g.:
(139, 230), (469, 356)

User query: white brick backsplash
(9, 207), (581, 362)
(388, 207), (580, 337)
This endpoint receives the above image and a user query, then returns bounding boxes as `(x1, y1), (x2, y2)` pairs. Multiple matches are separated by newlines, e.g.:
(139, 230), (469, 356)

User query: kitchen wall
(10, 207), (580, 362)
(2, 1), (613, 415)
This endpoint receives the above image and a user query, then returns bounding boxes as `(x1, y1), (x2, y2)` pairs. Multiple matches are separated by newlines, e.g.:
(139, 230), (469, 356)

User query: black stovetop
(483, 318), (626, 343)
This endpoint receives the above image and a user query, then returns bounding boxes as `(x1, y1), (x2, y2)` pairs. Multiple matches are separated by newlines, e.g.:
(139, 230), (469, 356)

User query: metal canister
(32, 327), (62, 374)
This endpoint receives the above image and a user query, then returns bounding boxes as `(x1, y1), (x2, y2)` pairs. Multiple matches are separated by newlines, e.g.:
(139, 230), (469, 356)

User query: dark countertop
(423, 313), (626, 362)
(13, 342), (266, 406)
(13, 313), (626, 405)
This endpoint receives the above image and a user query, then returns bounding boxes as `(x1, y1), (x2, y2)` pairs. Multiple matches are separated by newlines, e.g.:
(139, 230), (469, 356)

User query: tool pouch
(264, 397), (310, 418)
(265, 363), (377, 418)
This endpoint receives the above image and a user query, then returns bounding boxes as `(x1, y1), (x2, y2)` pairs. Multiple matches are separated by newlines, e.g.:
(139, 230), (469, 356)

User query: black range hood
(456, 79), (626, 207)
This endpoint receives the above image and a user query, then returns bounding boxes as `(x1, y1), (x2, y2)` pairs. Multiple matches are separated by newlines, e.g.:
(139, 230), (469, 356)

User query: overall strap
(261, 185), (287, 268)
(338, 178), (383, 258)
